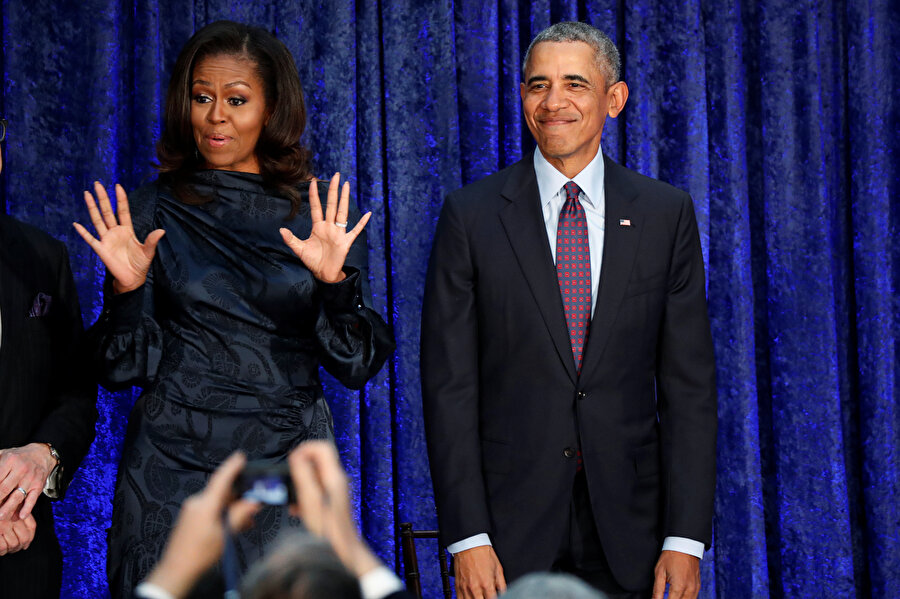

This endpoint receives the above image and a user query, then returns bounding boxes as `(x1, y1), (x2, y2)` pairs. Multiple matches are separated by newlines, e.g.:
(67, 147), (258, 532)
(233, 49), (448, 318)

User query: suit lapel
(581, 156), (643, 372)
(498, 159), (578, 383)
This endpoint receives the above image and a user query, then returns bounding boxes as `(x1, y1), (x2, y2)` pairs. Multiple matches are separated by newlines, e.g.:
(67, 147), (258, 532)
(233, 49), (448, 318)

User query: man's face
(520, 41), (626, 175)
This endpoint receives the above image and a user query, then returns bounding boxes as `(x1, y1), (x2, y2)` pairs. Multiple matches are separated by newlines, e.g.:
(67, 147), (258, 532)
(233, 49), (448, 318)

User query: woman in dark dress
(73, 21), (393, 597)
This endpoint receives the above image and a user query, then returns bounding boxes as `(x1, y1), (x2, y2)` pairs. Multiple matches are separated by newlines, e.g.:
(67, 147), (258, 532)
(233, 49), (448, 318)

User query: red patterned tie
(556, 181), (591, 373)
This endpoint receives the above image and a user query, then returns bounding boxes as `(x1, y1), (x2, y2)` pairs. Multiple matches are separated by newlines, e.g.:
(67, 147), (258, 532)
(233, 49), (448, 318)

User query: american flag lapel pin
(619, 218), (633, 227)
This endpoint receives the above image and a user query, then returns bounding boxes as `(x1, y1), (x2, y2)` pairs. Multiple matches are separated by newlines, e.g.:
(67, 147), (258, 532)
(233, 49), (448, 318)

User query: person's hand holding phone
(287, 441), (381, 578)
(233, 461), (295, 505)
(143, 452), (261, 598)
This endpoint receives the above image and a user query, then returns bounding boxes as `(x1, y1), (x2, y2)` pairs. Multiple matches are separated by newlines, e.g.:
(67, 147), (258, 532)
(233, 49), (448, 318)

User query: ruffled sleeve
(85, 184), (165, 390)
(313, 198), (394, 389)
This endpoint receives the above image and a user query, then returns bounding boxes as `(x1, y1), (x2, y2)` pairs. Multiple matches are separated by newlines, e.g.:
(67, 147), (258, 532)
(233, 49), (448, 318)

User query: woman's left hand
(280, 173), (371, 283)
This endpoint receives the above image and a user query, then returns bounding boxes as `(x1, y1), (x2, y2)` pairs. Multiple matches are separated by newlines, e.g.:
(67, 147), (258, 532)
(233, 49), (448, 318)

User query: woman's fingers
(83, 190), (108, 236)
(324, 173), (340, 224)
(94, 181), (119, 230)
(280, 228), (305, 259)
(143, 229), (167, 259)
(115, 184), (133, 231)
(347, 211), (371, 241)
(308, 178), (323, 222)
(334, 180), (351, 226)
(83, 182), (130, 237)
(309, 173), (353, 228)
(72, 222), (102, 252)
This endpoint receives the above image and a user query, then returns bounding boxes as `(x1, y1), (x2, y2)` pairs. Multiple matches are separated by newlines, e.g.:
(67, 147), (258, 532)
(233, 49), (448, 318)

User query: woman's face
(190, 54), (269, 173)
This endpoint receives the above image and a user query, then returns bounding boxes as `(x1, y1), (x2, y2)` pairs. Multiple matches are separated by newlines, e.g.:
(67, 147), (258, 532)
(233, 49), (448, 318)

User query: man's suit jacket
(421, 155), (716, 591)
(0, 214), (97, 595)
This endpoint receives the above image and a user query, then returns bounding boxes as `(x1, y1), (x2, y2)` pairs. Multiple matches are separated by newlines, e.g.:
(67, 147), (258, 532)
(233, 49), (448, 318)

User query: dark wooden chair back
(397, 522), (452, 599)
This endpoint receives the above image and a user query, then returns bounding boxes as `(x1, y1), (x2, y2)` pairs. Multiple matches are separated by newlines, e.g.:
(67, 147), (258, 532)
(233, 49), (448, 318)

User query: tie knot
(564, 181), (581, 202)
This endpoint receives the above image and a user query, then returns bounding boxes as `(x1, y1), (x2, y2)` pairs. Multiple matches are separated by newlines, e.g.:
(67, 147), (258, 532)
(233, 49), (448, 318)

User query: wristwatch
(43, 442), (61, 464)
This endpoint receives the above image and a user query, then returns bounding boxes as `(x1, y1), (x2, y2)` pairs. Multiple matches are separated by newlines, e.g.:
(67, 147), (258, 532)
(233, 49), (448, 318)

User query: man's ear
(606, 81), (629, 118)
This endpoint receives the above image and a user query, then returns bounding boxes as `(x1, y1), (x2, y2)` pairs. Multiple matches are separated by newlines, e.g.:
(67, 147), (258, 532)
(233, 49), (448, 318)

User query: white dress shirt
(446, 147), (705, 561)
(534, 146), (606, 315)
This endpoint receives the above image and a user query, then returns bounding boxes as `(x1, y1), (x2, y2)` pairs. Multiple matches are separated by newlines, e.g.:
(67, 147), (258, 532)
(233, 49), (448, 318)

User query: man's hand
(652, 550), (700, 599)
(0, 444), (57, 521)
(0, 513), (37, 555)
(452, 545), (506, 599)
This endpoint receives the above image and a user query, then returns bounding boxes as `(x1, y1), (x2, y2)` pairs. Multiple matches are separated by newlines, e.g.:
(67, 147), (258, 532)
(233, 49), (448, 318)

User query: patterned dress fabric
(86, 170), (393, 597)
(556, 181), (591, 372)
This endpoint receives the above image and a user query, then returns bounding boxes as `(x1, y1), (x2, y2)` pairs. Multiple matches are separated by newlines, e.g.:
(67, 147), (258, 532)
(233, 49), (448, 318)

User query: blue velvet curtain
(1, 1), (897, 597)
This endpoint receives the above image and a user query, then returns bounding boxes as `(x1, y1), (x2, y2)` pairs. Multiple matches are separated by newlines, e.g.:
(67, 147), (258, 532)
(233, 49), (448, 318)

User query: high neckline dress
(88, 170), (393, 597)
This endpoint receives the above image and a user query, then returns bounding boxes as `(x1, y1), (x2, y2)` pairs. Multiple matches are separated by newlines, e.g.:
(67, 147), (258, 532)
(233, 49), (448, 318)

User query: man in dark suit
(0, 117), (97, 597)
(421, 23), (716, 599)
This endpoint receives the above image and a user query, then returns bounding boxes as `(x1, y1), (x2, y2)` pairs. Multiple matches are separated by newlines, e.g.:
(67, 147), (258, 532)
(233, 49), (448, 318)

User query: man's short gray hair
(240, 533), (362, 599)
(522, 21), (621, 87)
(502, 572), (610, 599)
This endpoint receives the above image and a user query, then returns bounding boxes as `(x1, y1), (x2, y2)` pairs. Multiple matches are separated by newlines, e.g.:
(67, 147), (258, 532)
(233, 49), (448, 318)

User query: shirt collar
(533, 146), (605, 209)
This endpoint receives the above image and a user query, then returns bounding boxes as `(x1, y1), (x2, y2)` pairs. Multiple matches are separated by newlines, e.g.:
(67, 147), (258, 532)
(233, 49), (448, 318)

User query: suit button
(577, 391), (586, 400)
(563, 447), (576, 458)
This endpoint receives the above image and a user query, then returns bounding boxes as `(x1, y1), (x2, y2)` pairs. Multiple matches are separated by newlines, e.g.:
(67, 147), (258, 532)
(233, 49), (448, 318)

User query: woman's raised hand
(73, 182), (165, 294)
(280, 173), (371, 284)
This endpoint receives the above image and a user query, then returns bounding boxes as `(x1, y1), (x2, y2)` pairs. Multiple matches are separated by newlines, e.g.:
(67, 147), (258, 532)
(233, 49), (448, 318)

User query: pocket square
(28, 292), (53, 317)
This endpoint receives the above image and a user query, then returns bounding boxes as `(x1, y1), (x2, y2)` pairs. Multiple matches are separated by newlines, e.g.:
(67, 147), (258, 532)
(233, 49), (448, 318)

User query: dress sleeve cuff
(358, 565), (405, 599)
(316, 267), (364, 312)
(446, 533), (492, 555)
(661, 536), (706, 559)
(103, 285), (146, 333)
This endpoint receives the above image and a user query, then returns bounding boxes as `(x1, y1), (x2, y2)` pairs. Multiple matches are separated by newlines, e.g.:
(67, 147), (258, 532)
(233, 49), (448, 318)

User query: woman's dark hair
(156, 20), (312, 216)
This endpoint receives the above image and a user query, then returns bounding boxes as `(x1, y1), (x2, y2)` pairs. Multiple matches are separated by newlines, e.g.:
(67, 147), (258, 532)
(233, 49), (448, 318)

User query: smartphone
(233, 461), (295, 505)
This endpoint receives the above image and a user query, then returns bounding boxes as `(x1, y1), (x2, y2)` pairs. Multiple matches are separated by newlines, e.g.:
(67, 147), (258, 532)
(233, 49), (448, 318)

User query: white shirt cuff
(134, 582), (177, 599)
(43, 466), (61, 499)
(661, 536), (706, 559)
(359, 565), (405, 599)
(446, 533), (492, 555)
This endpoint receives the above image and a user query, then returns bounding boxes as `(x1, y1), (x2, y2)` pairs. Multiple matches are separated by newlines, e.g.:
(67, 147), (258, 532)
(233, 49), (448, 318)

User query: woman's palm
(73, 182), (165, 293)
(280, 174), (370, 284)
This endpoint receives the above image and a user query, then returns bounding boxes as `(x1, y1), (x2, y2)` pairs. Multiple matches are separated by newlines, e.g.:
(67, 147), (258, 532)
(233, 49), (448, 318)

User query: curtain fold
(845, 2), (900, 598)
(0, 1), (896, 597)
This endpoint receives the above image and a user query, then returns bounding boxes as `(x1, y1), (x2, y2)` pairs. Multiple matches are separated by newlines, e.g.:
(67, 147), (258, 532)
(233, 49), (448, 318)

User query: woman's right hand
(73, 181), (165, 294)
